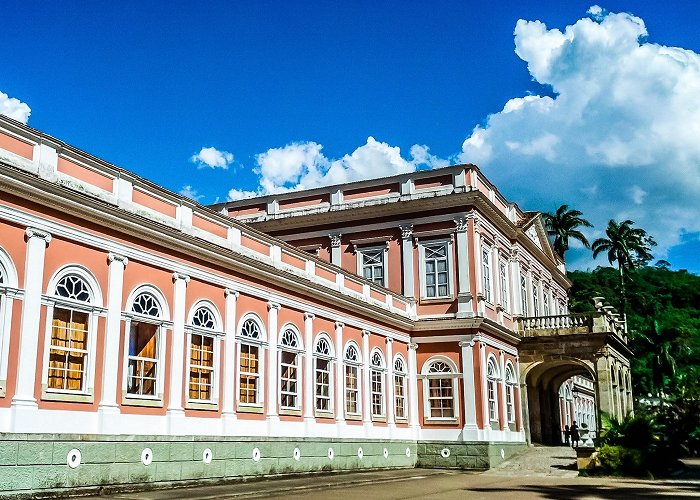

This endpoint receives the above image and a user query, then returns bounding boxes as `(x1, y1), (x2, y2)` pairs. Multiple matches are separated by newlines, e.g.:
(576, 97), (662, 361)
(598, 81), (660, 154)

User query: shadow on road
(463, 480), (700, 499)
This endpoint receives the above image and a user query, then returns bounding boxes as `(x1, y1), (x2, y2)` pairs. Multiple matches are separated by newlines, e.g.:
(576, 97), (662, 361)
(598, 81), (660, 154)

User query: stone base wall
(0, 434), (417, 498)
(416, 441), (527, 469)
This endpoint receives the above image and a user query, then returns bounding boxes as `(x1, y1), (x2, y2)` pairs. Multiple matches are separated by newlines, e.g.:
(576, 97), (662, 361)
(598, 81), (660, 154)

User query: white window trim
(40, 266), (103, 401)
(418, 238), (454, 300)
(482, 245), (492, 303)
(278, 324), (303, 411)
(499, 260), (509, 312)
(0, 247), (19, 397)
(370, 348), (386, 419)
(355, 244), (389, 288)
(343, 342), (362, 418)
(486, 356), (500, 424)
(236, 314), (267, 410)
(393, 354), (408, 421)
(185, 300), (224, 407)
(504, 363), (517, 424)
(313, 333), (335, 414)
(420, 356), (460, 422)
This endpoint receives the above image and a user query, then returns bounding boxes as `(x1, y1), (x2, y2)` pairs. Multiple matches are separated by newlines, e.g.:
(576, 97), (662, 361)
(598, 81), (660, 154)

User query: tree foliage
(543, 204), (593, 260)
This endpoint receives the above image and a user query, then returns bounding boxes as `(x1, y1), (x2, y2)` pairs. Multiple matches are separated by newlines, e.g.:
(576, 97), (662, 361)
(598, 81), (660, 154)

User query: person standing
(570, 421), (580, 447)
(563, 424), (570, 446)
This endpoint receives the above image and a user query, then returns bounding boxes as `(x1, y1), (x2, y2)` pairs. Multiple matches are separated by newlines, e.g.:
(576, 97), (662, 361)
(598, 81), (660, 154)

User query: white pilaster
(526, 270), (535, 316)
(303, 312), (315, 426)
(329, 234), (342, 267)
(407, 342), (420, 438)
(222, 288), (239, 431)
(459, 340), (479, 439)
(454, 217), (473, 318)
(362, 330), (371, 430)
(99, 253), (128, 417)
(334, 322), (346, 429)
(479, 342), (490, 433)
(499, 350), (507, 431)
(493, 246), (503, 323)
(12, 228), (51, 415)
(472, 217), (485, 316)
(385, 337), (395, 430)
(508, 251), (522, 316)
(266, 302), (281, 425)
(167, 273), (190, 425)
(399, 225), (415, 298)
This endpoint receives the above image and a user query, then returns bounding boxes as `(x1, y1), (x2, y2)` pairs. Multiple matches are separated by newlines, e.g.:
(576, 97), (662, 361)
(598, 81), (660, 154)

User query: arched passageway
(522, 359), (595, 445)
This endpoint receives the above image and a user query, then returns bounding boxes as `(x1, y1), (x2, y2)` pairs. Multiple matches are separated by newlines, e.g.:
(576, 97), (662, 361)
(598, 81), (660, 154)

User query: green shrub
(597, 445), (645, 476)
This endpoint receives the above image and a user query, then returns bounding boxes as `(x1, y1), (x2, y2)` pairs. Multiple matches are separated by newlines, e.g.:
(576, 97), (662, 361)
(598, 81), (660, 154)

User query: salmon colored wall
(192, 215), (228, 239)
(1, 299), (25, 405)
(315, 266), (336, 283)
(280, 251), (306, 271)
(132, 189), (177, 218)
(278, 193), (330, 210)
(0, 221), (28, 286)
(474, 343), (485, 429)
(414, 174), (452, 189)
(227, 204), (265, 217)
(57, 158), (114, 192)
(344, 183), (398, 200)
(0, 131), (33, 160)
(42, 236), (109, 295)
(240, 234), (270, 256)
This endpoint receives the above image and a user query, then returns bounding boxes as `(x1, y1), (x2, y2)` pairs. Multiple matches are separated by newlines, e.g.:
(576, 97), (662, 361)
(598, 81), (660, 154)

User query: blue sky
(1, 1), (699, 273)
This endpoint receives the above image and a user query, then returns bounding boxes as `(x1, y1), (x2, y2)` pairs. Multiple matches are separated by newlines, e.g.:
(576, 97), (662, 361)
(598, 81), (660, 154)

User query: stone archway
(521, 358), (596, 445)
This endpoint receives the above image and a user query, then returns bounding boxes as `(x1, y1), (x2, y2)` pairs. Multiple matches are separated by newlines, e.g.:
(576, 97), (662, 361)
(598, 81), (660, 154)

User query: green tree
(542, 204), (593, 260)
(591, 220), (656, 313)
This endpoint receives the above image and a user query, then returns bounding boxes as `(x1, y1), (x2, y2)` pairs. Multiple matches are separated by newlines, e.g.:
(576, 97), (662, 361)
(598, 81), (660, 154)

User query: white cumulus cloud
(179, 185), (204, 201)
(228, 137), (447, 200)
(459, 7), (700, 266)
(191, 146), (234, 169)
(0, 90), (31, 124)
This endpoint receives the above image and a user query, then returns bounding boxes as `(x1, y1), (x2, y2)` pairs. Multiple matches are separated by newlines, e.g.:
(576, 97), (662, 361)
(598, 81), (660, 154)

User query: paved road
(99, 468), (700, 499)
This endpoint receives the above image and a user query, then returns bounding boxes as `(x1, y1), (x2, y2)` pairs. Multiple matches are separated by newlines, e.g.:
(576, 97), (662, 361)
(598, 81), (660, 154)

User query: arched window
(44, 268), (102, 398)
(370, 349), (385, 418)
(279, 326), (302, 410)
(393, 355), (407, 420)
(504, 364), (517, 424)
(486, 358), (500, 423)
(187, 303), (222, 404)
(422, 358), (459, 420)
(127, 290), (163, 397)
(532, 281), (540, 317)
(344, 343), (361, 416)
(314, 334), (334, 413)
(482, 246), (492, 302)
(520, 274), (528, 316)
(238, 315), (265, 407)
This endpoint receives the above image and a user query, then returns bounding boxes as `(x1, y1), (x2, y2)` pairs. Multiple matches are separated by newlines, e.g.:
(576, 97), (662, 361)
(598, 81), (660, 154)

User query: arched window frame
(504, 362), (517, 424)
(313, 333), (334, 415)
(343, 341), (362, 418)
(421, 356), (460, 422)
(278, 323), (303, 411)
(393, 354), (408, 421)
(486, 356), (500, 424)
(0, 247), (19, 398)
(41, 265), (103, 402)
(185, 300), (224, 407)
(369, 347), (386, 419)
(236, 312), (267, 409)
(122, 284), (170, 403)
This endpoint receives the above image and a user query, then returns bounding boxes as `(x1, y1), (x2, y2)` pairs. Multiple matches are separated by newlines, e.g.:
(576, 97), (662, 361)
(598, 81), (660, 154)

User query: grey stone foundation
(415, 441), (527, 469)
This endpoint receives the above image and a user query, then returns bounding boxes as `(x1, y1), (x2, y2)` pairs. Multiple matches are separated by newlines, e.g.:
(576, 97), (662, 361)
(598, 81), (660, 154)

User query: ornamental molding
(25, 226), (51, 244)
(329, 233), (342, 248)
(399, 224), (413, 240)
(108, 252), (129, 267)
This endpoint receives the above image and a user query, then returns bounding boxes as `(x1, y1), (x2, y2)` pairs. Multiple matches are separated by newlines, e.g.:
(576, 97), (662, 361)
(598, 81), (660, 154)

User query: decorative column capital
(385, 337), (393, 345)
(408, 342), (418, 351)
(361, 329), (371, 338)
(399, 224), (413, 240)
(224, 288), (239, 299)
(267, 301), (281, 311)
(329, 233), (342, 248)
(334, 321), (344, 329)
(508, 248), (520, 262)
(25, 227), (51, 244)
(108, 252), (129, 267)
(304, 312), (315, 320)
(458, 340), (475, 348)
(453, 217), (468, 233)
(172, 272), (190, 284)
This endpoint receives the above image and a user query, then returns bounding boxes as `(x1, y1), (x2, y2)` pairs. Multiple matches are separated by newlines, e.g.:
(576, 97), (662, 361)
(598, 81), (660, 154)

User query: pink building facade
(0, 115), (572, 495)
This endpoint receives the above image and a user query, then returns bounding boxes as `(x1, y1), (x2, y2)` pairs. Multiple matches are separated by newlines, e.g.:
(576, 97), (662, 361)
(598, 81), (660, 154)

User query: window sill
(371, 416), (387, 423)
(279, 408), (302, 416)
(425, 417), (459, 425)
(419, 297), (454, 304)
(314, 410), (335, 419)
(237, 404), (264, 414)
(345, 413), (362, 421)
(0, 381), (6, 398)
(395, 417), (409, 424)
(186, 401), (219, 411)
(42, 388), (94, 404)
(121, 393), (163, 407)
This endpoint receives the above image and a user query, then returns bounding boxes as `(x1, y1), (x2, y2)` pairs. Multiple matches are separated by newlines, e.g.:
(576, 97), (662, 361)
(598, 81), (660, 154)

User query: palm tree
(591, 219), (656, 313)
(542, 205), (593, 260)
